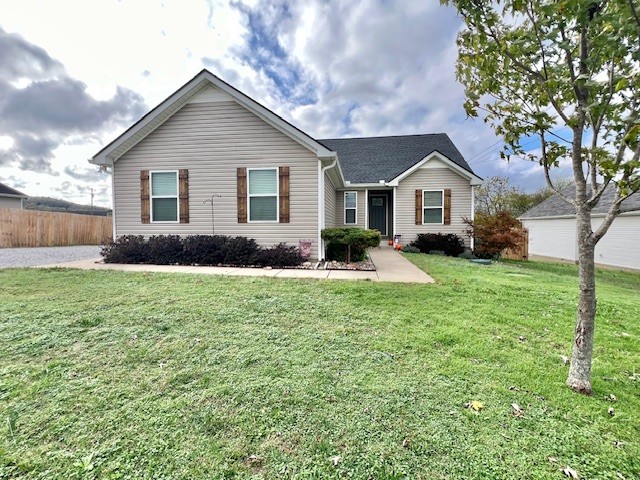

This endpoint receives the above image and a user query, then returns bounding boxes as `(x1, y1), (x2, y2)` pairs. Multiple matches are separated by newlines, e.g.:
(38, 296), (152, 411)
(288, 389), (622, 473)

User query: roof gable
(0, 182), (27, 197)
(520, 183), (640, 218)
(91, 69), (335, 165)
(319, 134), (478, 184)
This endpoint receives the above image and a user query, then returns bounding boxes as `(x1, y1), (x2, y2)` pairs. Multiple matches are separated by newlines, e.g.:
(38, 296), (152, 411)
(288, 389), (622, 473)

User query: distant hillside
(24, 197), (112, 217)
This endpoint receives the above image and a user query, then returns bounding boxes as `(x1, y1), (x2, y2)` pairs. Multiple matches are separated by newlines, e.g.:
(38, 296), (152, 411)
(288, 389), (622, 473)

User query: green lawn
(0, 256), (638, 479)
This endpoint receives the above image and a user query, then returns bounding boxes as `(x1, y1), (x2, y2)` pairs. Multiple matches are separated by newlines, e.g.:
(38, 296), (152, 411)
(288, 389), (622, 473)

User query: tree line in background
(474, 176), (571, 217)
(23, 196), (111, 217)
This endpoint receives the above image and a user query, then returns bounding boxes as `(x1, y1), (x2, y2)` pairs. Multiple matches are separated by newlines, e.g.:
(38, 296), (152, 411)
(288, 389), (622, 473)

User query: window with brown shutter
(141, 170), (150, 223)
(279, 166), (290, 223)
(179, 169), (189, 223)
(237, 167), (247, 223)
(443, 188), (451, 225)
(415, 189), (422, 225)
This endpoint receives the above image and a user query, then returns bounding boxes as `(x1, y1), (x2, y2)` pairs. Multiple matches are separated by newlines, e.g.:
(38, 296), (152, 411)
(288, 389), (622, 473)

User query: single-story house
(90, 69), (482, 260)
(519, 185), (640, 271)
(0, 182), (27, 209)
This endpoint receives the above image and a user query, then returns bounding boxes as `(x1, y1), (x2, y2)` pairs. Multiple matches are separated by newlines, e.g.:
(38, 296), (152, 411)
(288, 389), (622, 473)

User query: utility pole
(90, 188), (94, 216)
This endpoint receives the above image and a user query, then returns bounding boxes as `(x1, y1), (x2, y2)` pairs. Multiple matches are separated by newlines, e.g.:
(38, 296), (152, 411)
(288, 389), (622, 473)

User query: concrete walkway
(35, 246), (434, 284)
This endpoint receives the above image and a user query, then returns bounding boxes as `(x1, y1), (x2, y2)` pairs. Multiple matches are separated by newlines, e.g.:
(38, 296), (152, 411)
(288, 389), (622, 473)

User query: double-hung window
(248, 168), (278, 222)
(344, 191), (357, 224)
(423, 190), (444, 224)
(151, 171), (179, 222)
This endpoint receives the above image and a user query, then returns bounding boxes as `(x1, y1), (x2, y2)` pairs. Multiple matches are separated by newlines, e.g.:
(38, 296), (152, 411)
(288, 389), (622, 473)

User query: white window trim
(150, 170), (179, 223)
(344, 191), (357, 225)
(422, 189), (444, 225)
(248, 167), (279, 223)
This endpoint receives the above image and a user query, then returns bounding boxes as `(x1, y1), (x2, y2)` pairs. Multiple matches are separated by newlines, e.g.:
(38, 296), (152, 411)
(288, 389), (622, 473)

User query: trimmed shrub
(101, 235), (304, 268)
(321, 228), (381, 262)
(254, 243), (303, 267)
(222, 236), (260, 265)
(182, 235), (229, 265)
(410, 233), (465, 257)
(401, 245), (421, 253)
(101, 235), (149, 264)
(148, 235), (184, 265)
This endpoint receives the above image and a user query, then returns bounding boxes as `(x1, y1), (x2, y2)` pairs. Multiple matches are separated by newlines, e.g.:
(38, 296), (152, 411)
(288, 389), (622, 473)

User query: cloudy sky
(0, 0), (571, 207)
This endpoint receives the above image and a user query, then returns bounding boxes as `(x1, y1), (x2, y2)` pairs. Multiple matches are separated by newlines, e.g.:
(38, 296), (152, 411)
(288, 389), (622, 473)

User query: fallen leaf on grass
(616, 472), (626, 480)
(607, 394), (617, 402)
(561, 355), (569, 365)
(511, 403), (524, 417)
(465, 400), (484, 412)
(562, 466), (579, 478)
(330, 455), (341, 467)
(402, 438), (409, 448)
(547, 457), (558, 463)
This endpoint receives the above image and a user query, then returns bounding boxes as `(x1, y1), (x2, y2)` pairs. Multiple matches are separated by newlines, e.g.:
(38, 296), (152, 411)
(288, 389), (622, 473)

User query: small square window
(344, 191), (357, 224)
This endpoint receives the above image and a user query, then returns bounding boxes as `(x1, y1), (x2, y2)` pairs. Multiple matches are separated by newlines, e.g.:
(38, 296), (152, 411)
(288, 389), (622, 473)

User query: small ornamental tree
(464, 212), (525, 259)
(321, 228), (381, 262)
(443, 0), (640, 394)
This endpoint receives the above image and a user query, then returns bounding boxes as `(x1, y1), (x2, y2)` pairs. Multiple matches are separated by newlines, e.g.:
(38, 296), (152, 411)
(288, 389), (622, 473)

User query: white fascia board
(339, 183), (393, 189)
(90, 78), (207, 166)
(0, 193), (28, 199)
(91, 69), (336, 166)
(387, 151), (483, 186)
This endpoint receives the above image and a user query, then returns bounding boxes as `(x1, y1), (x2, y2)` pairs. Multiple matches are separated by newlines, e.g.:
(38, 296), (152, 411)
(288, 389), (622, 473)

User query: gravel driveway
(0, 246), (102, 268)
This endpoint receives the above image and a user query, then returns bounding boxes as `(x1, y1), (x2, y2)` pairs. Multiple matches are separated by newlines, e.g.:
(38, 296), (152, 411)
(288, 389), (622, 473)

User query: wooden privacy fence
(502, 227), (529, 261)
(0, 208), (113, 248)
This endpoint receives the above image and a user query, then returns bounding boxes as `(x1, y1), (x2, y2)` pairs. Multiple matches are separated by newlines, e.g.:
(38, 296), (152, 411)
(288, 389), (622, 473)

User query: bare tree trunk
(566, 206), (596, 394)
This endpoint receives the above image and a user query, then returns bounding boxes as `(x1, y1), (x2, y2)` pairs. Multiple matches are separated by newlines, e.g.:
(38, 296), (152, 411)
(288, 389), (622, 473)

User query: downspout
(319, 156), (338, 260)
(100, 162), (117, 241)
(470, 185), (475, 250)
(364, 188), (369, 229)
(392, 186), (397, 238)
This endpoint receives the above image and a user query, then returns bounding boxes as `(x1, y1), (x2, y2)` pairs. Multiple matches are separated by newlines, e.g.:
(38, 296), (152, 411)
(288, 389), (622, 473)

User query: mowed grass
(0, 257), (638, 479)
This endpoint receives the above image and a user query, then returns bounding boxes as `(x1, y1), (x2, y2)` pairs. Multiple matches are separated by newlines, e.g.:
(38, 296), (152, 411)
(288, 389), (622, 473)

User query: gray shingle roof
(318, 134), (475, 184)
(0, 182), (26, 197)
(520, 183), (640, 218)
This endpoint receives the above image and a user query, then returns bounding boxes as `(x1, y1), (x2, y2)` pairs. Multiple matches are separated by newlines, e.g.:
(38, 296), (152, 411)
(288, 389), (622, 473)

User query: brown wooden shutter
(415, 189), (422, 225)
(444, 189), (452, 225)
(179, 169), (189, 224)
(237, 167), (247, 223)
(279, 166), (290, 223)
(140, 170), (150, 224)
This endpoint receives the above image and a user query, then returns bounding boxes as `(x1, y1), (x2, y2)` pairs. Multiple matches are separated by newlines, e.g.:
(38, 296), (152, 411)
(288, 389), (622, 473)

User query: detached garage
(519, 186), (640, 271)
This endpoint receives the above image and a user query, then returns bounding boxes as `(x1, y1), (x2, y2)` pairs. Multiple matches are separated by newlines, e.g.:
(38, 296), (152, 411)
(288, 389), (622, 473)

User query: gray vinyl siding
(113, 100), (320, 258)
(396, 167), (472, 246)
(335, 189), (366, 228)
(324, 173), (336, 228)
(0, 197), (23, 209)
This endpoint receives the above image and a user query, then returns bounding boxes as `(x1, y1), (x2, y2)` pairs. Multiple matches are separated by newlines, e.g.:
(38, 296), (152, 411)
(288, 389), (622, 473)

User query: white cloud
(0, 0), (565, 208)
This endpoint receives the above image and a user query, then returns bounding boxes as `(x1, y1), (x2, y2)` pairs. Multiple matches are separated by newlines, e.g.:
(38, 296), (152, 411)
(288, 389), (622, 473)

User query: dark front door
(369, 195), (387, 236)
